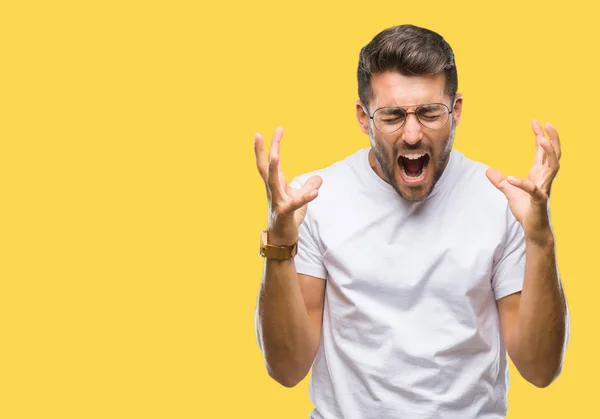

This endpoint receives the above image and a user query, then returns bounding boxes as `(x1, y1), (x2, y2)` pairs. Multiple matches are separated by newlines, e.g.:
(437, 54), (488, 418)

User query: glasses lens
(416, 104), (449, 129)
(373, 108), (406, 133)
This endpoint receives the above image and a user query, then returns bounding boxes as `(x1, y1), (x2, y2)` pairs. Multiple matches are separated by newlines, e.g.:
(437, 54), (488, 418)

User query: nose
(401, 112), (423, 144)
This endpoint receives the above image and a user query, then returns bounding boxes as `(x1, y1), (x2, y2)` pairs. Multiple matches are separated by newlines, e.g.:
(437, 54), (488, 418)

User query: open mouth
(398, 153), (430, 184)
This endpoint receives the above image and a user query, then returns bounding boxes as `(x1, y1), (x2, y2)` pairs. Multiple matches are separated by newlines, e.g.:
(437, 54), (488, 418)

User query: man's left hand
(486, 120), (562, 244)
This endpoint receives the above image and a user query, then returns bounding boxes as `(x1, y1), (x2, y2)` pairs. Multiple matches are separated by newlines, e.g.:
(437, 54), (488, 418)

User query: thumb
(303, 175), (324, 192)
(486, 167), (509, 192)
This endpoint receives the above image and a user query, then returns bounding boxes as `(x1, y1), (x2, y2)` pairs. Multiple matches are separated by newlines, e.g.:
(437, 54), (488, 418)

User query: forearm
(255, 258), (319, 387)
(509, 230), (568, 387)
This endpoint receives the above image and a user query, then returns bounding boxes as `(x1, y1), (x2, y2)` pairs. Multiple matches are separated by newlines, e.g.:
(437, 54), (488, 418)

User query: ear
(356, 101), (370, 135)
(452, 94), (463, 126)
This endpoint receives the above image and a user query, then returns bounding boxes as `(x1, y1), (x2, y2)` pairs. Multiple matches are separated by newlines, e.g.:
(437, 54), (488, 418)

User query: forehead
(369, 71), (447, 108)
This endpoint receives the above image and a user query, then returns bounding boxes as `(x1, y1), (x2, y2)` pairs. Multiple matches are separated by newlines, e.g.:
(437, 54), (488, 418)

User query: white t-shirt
(290, 148), (526, 419)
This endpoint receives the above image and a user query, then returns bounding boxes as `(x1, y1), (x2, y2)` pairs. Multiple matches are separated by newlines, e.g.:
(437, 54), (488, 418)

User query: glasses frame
(366, 102), (454, 133)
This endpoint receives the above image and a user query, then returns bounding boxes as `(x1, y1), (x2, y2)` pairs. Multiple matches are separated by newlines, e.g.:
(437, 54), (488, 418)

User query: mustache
(394, 142), (432, 155)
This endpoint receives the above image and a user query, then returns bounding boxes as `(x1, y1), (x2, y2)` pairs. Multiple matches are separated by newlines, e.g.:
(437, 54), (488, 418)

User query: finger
(269, 127), (284, 162)
(279, 175), (323, 215)
(485, 167), (508, 191)
(254, 133), (268, 181)
(537, 139), (559, 196)
(507, 176), (547, 202)
(279, 170), (288, 190)
(300, 175), (324, 193)
(267, 127), (285, 199)
(544, 122), (562, 160)
(539, 137), (560, 172)
(278, 188), (320, 215)
(534, 138), (544, 166)
(532, 119), (545, 137)
(532, 120), (545, 165)
(267, 153), (284, 200)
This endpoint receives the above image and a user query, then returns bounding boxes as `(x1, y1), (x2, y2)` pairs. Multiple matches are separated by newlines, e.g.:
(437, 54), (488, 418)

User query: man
(253, 24), (569, 418)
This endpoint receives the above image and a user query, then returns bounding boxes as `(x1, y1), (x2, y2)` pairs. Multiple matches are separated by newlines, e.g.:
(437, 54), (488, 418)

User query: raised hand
(254, 127), (323, 245)
(486, 120), (562, 244)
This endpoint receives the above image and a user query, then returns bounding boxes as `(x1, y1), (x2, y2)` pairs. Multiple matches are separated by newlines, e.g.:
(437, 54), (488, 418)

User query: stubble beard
(369, 120), (456, 202)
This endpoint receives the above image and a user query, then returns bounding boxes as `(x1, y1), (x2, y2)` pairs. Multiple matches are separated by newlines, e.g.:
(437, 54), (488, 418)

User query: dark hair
(357, 25), (458, 112)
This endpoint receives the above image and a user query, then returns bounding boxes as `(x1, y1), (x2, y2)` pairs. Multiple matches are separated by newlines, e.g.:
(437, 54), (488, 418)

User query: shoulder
(443, 150), (517, 234)
(289, 148), (373, 222)
(443, 150), (521, 247)
(451, 149), (508, 207)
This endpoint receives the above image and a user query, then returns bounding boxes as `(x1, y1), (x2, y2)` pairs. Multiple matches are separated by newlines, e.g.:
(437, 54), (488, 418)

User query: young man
(253, 24), (569, 419)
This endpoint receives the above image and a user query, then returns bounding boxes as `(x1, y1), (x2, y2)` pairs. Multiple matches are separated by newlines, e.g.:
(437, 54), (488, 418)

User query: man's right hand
(254, 127), (323, 246)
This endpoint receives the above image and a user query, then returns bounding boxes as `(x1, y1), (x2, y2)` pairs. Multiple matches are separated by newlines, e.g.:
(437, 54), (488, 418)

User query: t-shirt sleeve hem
(295, 261), (327, 280)
(494, 281), (523, 300)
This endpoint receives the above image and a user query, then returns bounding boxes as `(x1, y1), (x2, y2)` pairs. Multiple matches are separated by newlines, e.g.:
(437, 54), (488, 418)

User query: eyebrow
(417, 104), (442, 111)
(379, 107), (406, 115)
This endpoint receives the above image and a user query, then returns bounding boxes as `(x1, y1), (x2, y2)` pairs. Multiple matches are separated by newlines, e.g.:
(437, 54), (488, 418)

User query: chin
(391, 161), (434, 202)
(394, 180), (433, 202)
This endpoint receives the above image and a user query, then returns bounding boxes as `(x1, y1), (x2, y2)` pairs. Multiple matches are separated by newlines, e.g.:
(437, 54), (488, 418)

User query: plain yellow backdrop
(0, 0), (596, 418)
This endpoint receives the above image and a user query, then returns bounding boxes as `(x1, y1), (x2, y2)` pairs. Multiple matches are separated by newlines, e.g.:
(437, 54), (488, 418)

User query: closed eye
(419, 114), (442, 120)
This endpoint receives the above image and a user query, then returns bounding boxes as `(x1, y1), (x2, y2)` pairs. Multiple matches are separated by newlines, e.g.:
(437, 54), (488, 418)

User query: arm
(497, 234), (568, 388)
(489, 120), (569, 388)
(255, 268), (325, 387)
(252, 127), (325, 387)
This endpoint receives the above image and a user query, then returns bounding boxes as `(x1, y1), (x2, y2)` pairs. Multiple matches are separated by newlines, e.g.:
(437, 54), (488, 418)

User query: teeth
(400, 153), (426, 160)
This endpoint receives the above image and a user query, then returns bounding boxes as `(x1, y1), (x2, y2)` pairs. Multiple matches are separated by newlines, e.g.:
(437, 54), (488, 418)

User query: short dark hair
(357, 25), (458, 111)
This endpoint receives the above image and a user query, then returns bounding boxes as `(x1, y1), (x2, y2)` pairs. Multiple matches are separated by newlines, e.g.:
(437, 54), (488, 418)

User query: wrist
(525, 228), (555, 248)
(268, 217), (298, 246)
(266, 229), (298, 246)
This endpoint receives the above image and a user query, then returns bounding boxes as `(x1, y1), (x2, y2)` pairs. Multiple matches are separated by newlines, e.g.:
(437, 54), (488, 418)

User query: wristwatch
(259, 230), (298, 260)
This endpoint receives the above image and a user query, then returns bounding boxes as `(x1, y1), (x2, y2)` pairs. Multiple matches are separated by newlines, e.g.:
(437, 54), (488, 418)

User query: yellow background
(0, 0), (595, 417)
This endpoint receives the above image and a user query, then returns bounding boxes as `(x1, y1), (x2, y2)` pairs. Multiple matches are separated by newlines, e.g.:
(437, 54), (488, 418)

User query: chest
(319, 204), (504, 313)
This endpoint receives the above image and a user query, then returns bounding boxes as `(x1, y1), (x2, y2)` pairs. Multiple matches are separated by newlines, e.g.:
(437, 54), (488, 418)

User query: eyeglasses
(367, 103), (453, 133)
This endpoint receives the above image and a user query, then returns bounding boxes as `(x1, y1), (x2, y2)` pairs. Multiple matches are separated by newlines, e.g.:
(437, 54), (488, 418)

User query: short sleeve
(492, 207), (526, 300)
(289, 177), (328, 280)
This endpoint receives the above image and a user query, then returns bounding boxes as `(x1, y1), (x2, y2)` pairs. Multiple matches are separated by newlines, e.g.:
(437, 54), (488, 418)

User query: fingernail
(507, 176), (517, 183)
